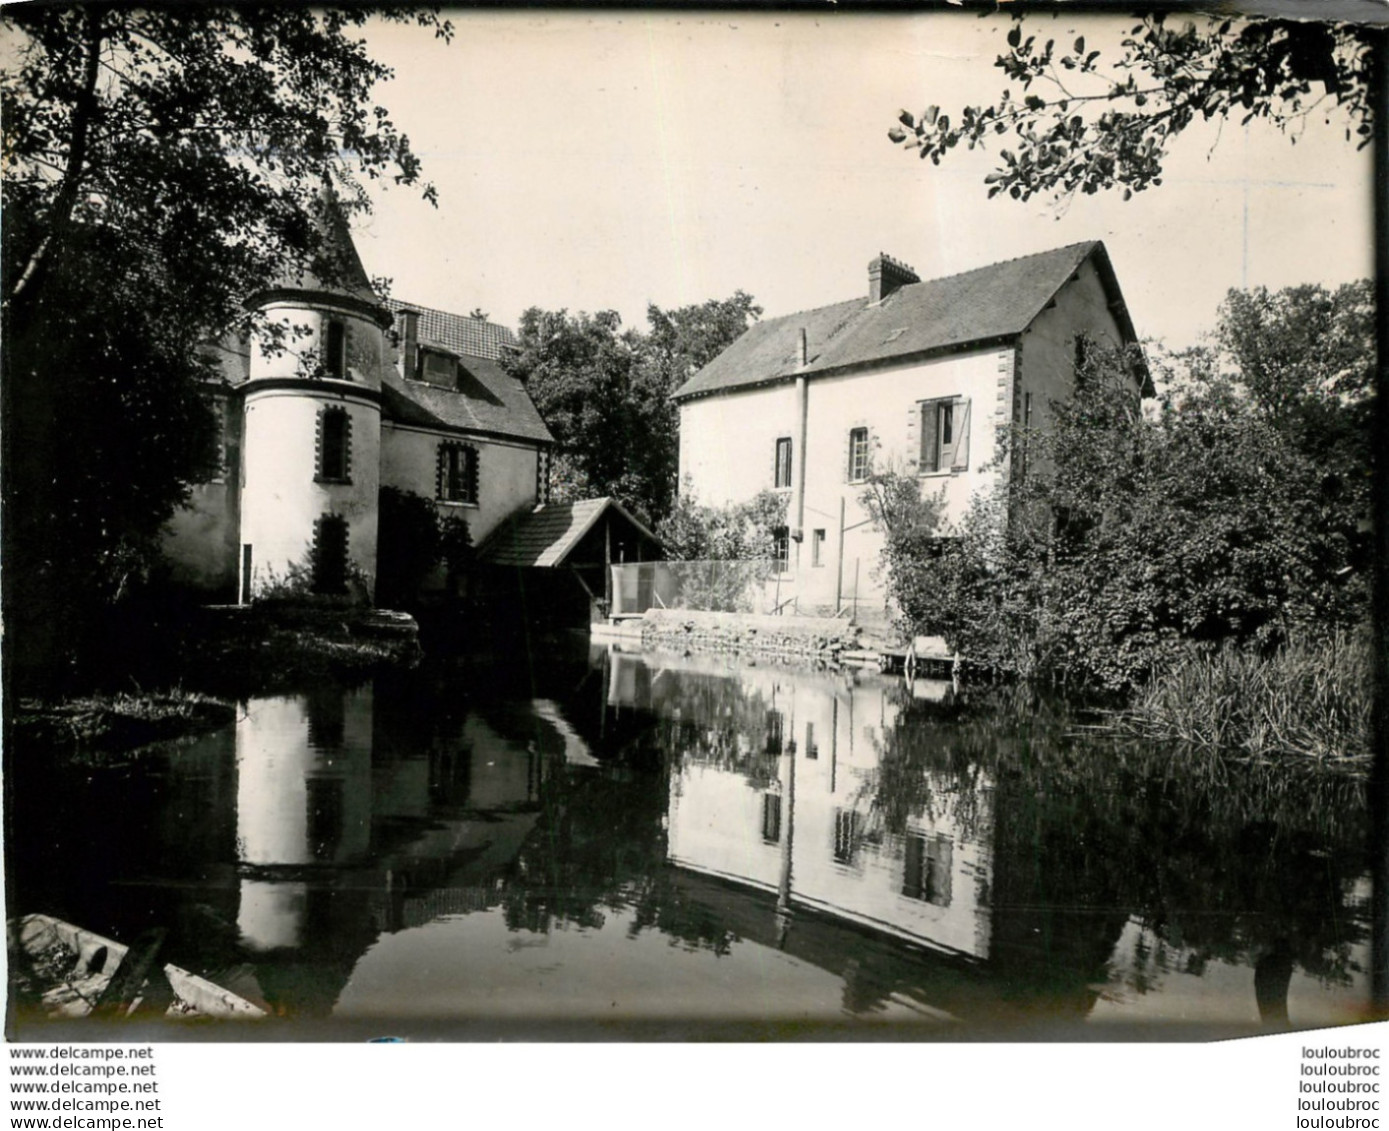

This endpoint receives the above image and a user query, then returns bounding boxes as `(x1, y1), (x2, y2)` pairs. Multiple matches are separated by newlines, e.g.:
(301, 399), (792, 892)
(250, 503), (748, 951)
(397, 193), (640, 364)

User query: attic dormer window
(324, 319), (347, 379)
(418, 348), (458, 389)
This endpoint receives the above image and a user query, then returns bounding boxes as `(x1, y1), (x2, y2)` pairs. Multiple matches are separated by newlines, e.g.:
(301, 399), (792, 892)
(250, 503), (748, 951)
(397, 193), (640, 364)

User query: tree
(656, 484), (786, 563)
(504, 293), (760, 526)
(882, 332), (1369, 690)
(1211, 280), (1374, 495)
(888, 13), (1371, 203)
(2, 6), (449, 686)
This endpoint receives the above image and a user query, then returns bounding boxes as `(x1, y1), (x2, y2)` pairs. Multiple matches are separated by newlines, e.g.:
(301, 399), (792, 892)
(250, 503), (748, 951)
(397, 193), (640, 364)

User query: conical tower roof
(260, 179), (390, 324)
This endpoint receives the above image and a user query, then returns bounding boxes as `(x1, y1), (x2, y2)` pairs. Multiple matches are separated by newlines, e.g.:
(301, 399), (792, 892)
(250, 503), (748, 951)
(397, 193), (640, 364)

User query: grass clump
(1116, 631), (1372, 771)
(10, 689), (235, 757)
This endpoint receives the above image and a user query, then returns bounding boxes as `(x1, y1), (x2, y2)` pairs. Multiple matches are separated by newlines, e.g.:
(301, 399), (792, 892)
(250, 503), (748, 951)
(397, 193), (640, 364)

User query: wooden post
(834, 496), (846, 612)
(604, 517), (612, 610)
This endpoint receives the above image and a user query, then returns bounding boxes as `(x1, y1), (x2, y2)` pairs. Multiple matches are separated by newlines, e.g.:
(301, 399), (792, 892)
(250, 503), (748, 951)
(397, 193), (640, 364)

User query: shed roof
(674, 241), (1140, 400)
(479, 497), (660, 568)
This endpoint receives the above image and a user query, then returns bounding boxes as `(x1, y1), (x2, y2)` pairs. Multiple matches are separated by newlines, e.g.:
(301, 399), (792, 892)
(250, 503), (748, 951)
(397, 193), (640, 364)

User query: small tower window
(311, 513), (350, 595)
(325, 319), (347, 379)
(316, 406), (352, 483)
(437, 441), (479, 505)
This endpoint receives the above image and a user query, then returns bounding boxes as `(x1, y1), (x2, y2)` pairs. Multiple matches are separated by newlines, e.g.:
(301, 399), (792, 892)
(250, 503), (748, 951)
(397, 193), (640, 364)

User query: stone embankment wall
(638, 609), (858, 661)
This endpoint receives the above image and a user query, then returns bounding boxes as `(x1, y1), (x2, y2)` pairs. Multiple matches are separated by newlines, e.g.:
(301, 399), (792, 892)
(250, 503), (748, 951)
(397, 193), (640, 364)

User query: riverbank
(7, 603), (423, 760)
(182, 603), (422, 695)
(9, 690), (236, 760)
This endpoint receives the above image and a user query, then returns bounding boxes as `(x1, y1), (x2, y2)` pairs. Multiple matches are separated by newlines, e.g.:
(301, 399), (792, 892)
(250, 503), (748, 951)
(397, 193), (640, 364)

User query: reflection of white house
(162, 189), (554, 603)
(643, 655), (995, 959)
(674, 243), (1146, 617)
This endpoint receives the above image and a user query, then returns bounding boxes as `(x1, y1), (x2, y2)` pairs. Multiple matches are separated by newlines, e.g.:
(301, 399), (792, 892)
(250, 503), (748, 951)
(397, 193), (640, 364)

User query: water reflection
(645, 655), (994, 961)
(6, 645), (1371, 1034)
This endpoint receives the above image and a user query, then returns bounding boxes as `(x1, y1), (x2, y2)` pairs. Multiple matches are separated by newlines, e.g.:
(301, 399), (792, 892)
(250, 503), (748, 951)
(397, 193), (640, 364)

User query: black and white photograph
(2, 0), (1383, 1082)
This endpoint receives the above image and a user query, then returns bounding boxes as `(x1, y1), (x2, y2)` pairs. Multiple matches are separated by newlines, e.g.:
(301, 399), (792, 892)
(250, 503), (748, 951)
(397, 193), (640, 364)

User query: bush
(876, 344), (1370, 691)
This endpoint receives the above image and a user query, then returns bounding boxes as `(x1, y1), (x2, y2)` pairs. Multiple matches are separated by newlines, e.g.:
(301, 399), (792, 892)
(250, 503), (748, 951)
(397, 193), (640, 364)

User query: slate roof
(383, 298), (517, 362)
(674, 241), (1139, 401)
(479, 498), (660, 568)
(266, 182), (387, 316)
(381, 358), (553, 444)
(379, 298), (550, 444)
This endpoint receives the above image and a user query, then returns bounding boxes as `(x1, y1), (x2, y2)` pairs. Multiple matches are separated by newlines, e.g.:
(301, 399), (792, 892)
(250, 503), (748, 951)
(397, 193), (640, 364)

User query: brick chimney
(868, 253), (920, 304)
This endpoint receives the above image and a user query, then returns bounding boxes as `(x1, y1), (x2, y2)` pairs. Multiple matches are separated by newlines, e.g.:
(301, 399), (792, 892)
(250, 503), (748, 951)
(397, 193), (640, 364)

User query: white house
(162, 195), (554, 603)
(673, 241), (1146, 620)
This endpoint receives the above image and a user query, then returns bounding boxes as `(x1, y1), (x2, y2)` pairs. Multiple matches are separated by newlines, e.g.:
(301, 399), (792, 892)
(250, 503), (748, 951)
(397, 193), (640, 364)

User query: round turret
(238, 187), (390, 603)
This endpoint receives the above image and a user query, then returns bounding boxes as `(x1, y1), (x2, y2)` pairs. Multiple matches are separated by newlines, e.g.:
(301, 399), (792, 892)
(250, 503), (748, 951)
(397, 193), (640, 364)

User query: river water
(7, 641), (1372, 1037)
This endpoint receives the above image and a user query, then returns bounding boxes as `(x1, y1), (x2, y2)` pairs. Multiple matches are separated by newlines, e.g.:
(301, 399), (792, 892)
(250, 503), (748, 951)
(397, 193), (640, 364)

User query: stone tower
(238, 184), (391, 602)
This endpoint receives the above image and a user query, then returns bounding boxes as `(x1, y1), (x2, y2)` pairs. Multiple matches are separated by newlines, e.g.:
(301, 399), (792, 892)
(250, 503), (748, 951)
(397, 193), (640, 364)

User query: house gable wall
(161, 389), (242, 598)
(1015, 255), (1133, 477)
(379, 422), (541, 546)
(678, 345), (1011, 617)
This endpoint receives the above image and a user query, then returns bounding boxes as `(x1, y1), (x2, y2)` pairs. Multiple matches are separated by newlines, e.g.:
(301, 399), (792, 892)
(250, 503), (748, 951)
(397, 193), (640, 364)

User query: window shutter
(927, 834), (953, 905)
(920, 402), (940, 472)
(465, 445), (479, 504)
(951, 397), (971, 471)
(903, 835), (924, 898)
(435, 444), (446, 500)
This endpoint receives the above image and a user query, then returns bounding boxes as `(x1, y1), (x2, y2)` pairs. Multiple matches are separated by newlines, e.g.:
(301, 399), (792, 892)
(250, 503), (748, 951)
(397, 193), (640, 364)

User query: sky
(349, 11), (1374, 352)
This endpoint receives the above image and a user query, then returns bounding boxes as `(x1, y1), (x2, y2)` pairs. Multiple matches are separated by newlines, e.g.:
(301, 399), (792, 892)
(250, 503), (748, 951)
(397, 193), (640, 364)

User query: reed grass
(1115, 631), (1373, 771)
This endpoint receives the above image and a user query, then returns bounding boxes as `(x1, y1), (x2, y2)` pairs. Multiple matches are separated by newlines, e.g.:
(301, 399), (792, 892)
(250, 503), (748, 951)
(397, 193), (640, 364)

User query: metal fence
(609, 559), (868, 618)
(609, 560), (794, 616)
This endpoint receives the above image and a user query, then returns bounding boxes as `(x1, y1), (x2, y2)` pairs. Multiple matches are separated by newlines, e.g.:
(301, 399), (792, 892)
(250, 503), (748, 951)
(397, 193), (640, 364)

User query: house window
(311, 513), (350, 595)
(811, 528), (825, 567)
(437, 442), (479, 505)
(772, 525), (790, 573)
(833, 809), (861, 865)
(804, 721), (818, 760)
(920, 397), (970, 473)
(847, 426), (870, 482)
(761, 793), (782, 844)
(324, 319), (347, 379)
(902, 832), (953, 907)
(765, 709), (784, 755)
(316, 406), (352, 483)
(774, 437), (793, 489)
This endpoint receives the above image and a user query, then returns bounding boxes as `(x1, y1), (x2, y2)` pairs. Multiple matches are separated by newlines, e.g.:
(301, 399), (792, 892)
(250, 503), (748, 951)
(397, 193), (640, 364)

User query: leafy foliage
(504, 293), (760, 526)
(881, 306), (1371, 690)
(376, 487), (473, 608)
(2, 6), (449, 686)
(655, 484), (787, 563)
(889, 14), (1371, 202)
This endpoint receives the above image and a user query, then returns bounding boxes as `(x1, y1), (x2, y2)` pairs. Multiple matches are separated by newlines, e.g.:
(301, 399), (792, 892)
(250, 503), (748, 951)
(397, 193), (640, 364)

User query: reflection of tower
(234, 689), (374, 952)
(238, 184), (391, 601)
